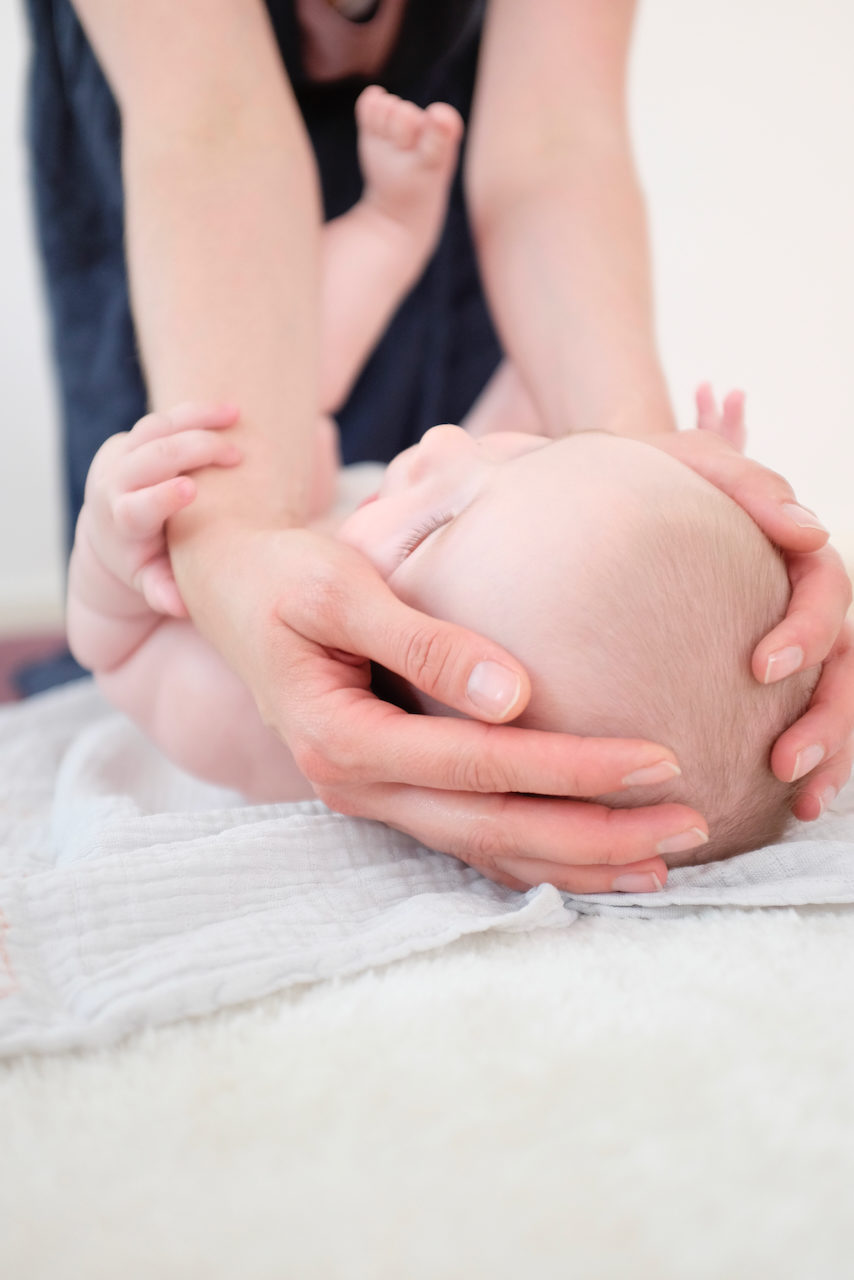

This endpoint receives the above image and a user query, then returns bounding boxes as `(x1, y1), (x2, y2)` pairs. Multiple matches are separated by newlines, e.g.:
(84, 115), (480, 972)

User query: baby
(67, 88), (817, 872)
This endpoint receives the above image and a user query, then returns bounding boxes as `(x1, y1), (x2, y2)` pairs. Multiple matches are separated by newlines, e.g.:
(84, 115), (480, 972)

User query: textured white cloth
(566, 813), (854, 918)
(1, 679), (854, 1056)
(0, 682), (570, 1056)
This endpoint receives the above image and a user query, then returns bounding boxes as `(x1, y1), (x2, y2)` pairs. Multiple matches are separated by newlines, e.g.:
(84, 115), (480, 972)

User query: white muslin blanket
(0, 682), (571, 1056)
(2, 679), (854, 1056)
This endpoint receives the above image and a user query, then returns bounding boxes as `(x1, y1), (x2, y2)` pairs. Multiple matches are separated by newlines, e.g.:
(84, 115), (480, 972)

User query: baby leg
(320, 86), (463, 414)
(463, 360), (549, 439)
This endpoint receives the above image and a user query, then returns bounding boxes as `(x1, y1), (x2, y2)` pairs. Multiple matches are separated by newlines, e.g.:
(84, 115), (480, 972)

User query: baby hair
(563, 474), (818, 866)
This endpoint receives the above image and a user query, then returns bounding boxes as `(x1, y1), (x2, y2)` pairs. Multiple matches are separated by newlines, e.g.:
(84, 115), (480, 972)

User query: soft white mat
(2, 680), (854, 1057)
(3, 911), (854, 1278)
(3, 682), (854, 1276)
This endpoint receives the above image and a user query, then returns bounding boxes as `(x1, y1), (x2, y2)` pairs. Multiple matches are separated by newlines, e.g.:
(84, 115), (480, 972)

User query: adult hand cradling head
(340, 426), (820, 870)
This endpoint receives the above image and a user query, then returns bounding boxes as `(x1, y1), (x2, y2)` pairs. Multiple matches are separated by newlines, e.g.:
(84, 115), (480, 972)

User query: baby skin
(67, 88), (816, 893)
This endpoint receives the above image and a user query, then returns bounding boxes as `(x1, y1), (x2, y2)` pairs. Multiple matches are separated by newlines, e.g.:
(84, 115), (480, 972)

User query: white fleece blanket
(1, 679), (853, 1057)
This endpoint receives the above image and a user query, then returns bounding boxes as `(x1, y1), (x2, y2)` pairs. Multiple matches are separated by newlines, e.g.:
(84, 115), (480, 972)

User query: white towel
(1, 679), (853, 1056)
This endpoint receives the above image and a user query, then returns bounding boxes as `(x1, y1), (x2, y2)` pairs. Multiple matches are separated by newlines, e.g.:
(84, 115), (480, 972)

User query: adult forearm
(74, 1), (322, 627)
(469, 159), (675, 440)
(123, 110), (321, 548)
(467, 0), (674, 440)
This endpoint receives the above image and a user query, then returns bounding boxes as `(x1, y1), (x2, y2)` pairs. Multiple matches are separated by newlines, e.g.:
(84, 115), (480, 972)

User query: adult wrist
(602, 392), (677, 440)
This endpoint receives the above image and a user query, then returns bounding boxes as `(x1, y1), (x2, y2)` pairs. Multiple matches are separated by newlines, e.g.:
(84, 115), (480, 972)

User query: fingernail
(611, 872), (663, 894)
(782, 503), (828, 533)
(818, 786), (837, 816)
(791, 743), (825, 782)
(763, 646), (804, 684)
(622, 760), (681, 787)
(656, 828), (708, 856)
(466, 661), (522, 719)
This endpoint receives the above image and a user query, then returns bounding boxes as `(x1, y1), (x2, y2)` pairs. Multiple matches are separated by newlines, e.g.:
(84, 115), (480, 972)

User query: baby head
(339, 427), (818, 866)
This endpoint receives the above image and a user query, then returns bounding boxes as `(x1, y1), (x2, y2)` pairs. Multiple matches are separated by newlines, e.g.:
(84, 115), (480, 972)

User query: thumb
(284, 533), (532, 722)
(376, 600), (532, 722)
(139, 557), (189, 617)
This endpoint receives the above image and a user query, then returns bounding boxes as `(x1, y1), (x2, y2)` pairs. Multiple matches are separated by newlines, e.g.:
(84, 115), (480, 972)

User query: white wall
(632, 0), (854, 559)
(0, 0), (852, 636)
(0, 1), (64, 633)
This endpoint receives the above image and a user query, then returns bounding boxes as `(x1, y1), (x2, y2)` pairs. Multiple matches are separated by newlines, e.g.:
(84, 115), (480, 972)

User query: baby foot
(463, 361), (547, 440)
(355, 84), (463, 256)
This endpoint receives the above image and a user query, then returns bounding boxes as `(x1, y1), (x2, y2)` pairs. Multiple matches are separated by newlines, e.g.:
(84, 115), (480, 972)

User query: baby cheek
(336, 511), (397, 580)
(378, 445), (421, 494)
(336, 509), (377, 555)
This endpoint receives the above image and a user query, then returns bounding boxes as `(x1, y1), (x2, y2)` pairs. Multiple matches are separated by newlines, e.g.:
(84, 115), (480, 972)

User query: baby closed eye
(396, 512), (453, 563)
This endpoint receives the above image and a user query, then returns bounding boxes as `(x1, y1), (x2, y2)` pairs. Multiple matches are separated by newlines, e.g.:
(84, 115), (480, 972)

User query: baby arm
(68, 404), (314, 800)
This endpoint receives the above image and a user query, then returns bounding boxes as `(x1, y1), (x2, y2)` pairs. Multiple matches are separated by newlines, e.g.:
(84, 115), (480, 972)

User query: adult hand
(208, 526), (711, 894)
(645, 426), (854, 818)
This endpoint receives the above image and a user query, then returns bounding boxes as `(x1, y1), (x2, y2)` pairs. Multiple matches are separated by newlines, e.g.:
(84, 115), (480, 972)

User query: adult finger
(648, 430), (830, 553)
(770, 618), (854, 784)
(116, 430), (241, 492)
(316, 779), (708, 869)
(791, 737), (854, 822)
(274, 534), (694, 797)
(280, 531), (534, 722)
(754, 546), (852, 683)
(129, 402), (239, 446)
(114, 476), (196, 539)
(292, 673), (686, 798)
(480, 855), (668, 895)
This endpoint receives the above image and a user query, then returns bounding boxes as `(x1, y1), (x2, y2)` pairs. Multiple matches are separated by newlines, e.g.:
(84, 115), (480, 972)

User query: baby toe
(425, 101), (464, 142)
(387, 99), (423, 150)
(355, 84), (390, 135)
(419, 103), (464, 164)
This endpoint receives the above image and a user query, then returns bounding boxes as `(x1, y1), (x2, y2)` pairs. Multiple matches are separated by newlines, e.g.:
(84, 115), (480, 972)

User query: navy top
(24, 0), (502, 546)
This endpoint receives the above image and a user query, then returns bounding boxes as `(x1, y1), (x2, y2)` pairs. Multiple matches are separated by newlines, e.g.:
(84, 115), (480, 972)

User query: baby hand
(695, 382), (747, 453)
(80, 403), (241, 617)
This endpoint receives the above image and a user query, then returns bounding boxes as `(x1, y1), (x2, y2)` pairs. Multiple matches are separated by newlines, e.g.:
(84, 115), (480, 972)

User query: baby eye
(397, 512), (452, 562)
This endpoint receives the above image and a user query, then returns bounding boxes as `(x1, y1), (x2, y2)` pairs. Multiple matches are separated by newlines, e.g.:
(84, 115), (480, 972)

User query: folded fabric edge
(0, 885), (576, 1059)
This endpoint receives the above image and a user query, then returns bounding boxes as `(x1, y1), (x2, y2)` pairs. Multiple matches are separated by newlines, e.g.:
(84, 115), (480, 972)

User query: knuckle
(112, 492), (135, 535)
(297, 567), (350, 630)
(85, 449), (116, 497)
(158, 435), (182, 464)
(312, 785), (361, 817)
(466, 814), (514, 865)
(290, 739), (347, 788)
(817, 552), (852, 598)
(448, 746), (509, 794)
(799, 614), (829, 653)
(131, 413), (161, 437)
(401, 624), (457, 695)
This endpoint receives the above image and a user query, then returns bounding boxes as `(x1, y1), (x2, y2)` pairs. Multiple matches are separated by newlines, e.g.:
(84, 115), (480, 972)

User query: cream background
(0, 0), (852, 633)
